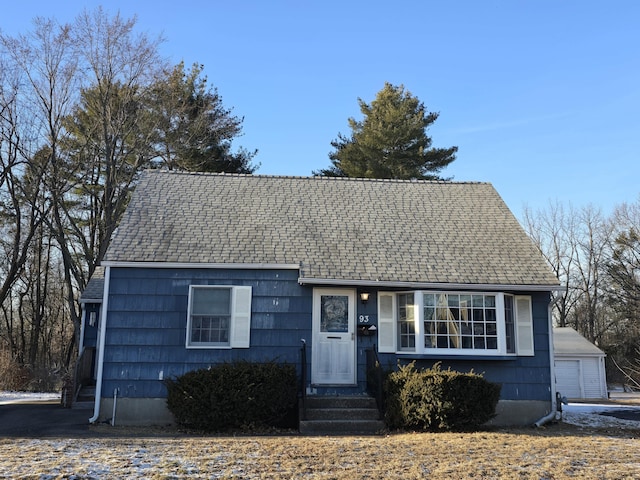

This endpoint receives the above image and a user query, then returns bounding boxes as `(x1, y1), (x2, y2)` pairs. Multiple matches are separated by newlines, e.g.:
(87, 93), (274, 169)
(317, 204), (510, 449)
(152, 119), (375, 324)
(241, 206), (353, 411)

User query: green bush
(384, 362), (501, 431)
(164, 361), (297, 432)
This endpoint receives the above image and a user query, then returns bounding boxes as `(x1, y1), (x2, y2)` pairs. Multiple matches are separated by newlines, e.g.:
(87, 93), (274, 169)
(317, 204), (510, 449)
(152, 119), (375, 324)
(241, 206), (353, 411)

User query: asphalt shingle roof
(103, 170), (559, 288)
(554, 327), (605, 356)
(79, 266), (105, 302)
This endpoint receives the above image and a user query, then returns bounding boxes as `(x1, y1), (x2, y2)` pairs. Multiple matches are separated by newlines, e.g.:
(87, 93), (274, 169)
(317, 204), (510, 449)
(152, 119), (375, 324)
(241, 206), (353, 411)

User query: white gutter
(89, 265), (111, 424)
(298, 277), (562, 292)
(100, 261), (300, 270)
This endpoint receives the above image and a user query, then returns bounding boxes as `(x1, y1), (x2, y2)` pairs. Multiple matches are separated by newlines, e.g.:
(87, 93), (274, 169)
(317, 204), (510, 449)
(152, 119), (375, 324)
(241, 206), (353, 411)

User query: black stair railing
(299, 339), (307, 421)
(366, 345), (384, 420)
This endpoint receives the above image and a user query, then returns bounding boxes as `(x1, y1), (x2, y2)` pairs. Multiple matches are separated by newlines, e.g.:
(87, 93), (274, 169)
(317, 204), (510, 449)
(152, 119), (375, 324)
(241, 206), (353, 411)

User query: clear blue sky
(3, 1), (639, 217)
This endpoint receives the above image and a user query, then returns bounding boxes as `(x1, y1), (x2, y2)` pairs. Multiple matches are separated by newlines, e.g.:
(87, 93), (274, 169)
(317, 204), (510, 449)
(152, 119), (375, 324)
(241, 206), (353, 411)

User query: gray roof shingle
(554, 327), (605, 356)
(79, 266), (105, 303)
(103, 171), (558, 288)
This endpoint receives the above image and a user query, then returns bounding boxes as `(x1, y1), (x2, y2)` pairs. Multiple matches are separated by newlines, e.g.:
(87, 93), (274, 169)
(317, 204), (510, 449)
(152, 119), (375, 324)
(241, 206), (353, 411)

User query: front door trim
(311, 288), (357, 385)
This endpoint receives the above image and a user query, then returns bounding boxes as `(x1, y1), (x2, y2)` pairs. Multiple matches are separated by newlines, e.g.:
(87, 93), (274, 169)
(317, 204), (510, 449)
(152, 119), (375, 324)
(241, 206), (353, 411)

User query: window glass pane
(419, 293), (499, 352)
(320, 295), (349, 332)
(504, 295), (515, 353)
(486, 322), (497, 335)
(398, 293), (416, 351)
(189, 287), (232, 346)
(448, 295), (459, 308)
(460, 295), (471, 322)
(424, 293), (435, 307)
(407, 292), (504, 353)
(191, 316), (230, 344)
(424, 306), (435, 321)
(192, 288), (230, 315)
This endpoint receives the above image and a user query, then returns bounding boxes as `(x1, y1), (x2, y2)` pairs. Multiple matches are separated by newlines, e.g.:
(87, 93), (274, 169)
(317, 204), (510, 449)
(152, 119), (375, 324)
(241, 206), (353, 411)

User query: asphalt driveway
(0, 400), (93, 438)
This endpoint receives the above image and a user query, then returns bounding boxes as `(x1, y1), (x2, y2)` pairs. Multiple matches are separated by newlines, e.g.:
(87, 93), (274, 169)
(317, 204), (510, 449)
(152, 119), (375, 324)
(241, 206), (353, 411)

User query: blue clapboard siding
(102, 266), (552, 404)
(102, 267), (312, 399)
(82, 304), (100, 349)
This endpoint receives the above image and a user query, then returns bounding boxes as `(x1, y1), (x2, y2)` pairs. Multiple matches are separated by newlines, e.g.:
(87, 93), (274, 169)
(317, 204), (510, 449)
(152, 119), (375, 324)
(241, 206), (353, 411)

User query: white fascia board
(555, 352), (606, 358)
(101, 261), (301, 270)
(298, 277), (561, 292)
(79, 298), (103, 304)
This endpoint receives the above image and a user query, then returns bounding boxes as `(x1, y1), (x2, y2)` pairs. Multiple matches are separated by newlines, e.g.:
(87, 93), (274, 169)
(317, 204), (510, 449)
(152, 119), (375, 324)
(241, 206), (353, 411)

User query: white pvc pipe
(534, 409), (559, 427)
(89, 266), (110, 424)
(111, 388), (118, 426)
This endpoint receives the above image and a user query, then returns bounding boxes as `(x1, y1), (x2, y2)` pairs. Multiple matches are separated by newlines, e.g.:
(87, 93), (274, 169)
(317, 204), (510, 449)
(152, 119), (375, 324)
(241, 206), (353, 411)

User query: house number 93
(358, 315), (370, 323)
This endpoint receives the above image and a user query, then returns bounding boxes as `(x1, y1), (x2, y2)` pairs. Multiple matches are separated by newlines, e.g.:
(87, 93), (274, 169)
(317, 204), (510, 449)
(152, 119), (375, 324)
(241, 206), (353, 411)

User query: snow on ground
(0, 391), (61, 405)
(561, 402), (640, 430)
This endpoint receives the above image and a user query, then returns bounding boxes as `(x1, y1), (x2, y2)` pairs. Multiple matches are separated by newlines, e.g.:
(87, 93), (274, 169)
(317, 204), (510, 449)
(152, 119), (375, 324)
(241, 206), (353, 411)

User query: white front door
(311, 288), (356, 385)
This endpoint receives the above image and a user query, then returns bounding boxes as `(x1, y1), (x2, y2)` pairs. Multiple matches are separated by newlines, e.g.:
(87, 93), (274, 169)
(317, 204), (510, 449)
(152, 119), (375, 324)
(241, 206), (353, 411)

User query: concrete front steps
(71, 385), (95, 410)
(299, 395), (384, 435)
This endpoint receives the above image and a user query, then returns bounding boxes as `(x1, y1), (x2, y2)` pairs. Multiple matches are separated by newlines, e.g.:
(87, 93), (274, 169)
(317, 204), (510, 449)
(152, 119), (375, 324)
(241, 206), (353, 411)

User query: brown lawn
(0, 422), (639, 479)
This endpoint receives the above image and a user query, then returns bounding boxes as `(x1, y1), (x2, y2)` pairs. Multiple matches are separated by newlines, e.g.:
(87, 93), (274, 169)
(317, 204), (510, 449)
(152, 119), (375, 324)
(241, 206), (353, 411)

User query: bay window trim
(378, 290), (534, 357)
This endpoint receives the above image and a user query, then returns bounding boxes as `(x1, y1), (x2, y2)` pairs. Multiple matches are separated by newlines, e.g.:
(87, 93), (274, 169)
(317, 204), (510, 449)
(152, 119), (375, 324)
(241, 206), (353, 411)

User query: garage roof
(554, 327), (605, 357)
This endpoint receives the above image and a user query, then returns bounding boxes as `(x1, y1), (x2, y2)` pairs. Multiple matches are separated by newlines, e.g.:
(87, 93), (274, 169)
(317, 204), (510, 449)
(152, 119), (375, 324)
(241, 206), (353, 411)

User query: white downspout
(89, 266), (110, 424)
(534, 294), (561, 427)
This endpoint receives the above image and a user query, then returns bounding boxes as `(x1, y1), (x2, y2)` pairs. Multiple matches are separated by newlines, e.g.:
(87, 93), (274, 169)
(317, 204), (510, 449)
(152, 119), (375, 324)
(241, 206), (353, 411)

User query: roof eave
(298, 277), (561, 292)
(101, 261), (301, 270)
(79, 298), (103, 304)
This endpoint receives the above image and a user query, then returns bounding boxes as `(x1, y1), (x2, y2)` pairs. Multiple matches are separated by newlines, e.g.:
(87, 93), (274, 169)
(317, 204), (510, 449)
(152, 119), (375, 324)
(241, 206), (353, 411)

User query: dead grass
(1, 423), (640, 479)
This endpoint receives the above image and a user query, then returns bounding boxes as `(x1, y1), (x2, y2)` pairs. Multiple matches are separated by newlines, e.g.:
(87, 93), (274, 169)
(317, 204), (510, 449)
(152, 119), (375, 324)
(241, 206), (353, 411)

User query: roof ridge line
(143, 169), (489, 185)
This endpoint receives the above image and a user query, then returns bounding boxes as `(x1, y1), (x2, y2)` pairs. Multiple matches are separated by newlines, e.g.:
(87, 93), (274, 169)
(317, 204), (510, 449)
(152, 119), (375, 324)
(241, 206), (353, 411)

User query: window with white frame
(378, 291), (533, 356)
(398, 293), (416, 351)
(186, 285), (252, 349)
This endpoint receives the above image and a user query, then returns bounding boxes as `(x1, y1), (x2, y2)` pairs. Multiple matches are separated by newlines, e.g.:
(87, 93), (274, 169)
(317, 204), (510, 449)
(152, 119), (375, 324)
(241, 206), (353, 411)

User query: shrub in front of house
(164, 361), (297, 432)
(384, 361), (501, 432)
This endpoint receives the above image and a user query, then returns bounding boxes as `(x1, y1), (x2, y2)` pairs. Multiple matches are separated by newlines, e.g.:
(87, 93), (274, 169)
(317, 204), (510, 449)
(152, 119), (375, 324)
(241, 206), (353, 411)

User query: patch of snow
(0, 391), (60, 405)
(562, 402), (640, 430)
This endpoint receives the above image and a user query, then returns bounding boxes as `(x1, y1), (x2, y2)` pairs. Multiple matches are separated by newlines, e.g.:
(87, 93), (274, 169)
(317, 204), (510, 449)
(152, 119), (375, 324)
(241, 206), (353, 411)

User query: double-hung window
(378, 291), (533, 356)
(186, 285), (252, 349)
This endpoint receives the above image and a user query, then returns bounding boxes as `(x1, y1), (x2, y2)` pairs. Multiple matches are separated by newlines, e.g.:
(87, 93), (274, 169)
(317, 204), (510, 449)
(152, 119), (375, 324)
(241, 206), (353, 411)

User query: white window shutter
(230, 286), (252, 348)
(515, 296), (534, 356)
(378, 293), (396, 353)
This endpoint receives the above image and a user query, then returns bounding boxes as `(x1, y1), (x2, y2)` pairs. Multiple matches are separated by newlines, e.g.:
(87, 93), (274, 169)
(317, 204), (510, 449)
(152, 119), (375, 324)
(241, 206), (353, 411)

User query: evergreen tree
(149, 62), (258, 173)
(316, 82), (457, 180)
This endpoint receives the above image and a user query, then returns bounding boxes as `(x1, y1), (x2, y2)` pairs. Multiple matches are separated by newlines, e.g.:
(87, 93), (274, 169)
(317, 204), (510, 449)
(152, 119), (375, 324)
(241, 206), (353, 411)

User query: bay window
(378, 291), (533, 356)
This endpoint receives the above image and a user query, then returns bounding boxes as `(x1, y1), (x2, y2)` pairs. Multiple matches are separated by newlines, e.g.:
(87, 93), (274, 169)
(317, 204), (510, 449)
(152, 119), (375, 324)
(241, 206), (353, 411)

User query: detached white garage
(554, 327), (607, 400)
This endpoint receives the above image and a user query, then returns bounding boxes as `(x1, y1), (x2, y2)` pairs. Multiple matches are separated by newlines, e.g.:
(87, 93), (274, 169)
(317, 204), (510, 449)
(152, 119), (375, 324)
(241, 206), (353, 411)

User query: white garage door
(555, 359), (582, 398)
